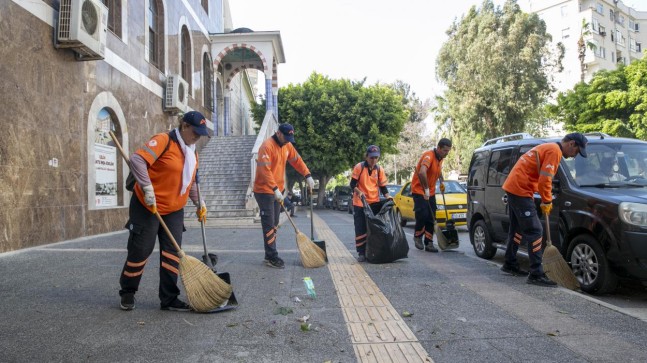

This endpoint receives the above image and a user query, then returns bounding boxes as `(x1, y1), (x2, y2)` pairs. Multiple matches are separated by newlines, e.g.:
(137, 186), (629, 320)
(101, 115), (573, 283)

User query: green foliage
(278, 72), (408, 197)
(548, 55), (647, 140)
(435, 0), (562, 140)
(250, 97), (266, 132)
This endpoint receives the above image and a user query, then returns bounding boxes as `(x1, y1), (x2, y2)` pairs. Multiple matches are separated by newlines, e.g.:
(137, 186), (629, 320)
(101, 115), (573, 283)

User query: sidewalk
(1, 209), (647, 362)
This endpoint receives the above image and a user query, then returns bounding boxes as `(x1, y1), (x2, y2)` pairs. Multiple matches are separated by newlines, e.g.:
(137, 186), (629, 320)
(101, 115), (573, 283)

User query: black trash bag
(362, 198), (409, 263)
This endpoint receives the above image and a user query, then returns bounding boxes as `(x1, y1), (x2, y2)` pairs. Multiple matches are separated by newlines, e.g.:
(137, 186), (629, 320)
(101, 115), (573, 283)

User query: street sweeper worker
(118, 111), (211, 311)
(350, 145), (391, 262)
(253, 123), (314, 269)
(500, 133), (587, 287)
(410, 138), (452, 253)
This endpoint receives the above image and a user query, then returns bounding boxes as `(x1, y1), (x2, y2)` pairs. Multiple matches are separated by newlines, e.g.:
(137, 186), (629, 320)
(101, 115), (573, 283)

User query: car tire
(567, 234), (618, 294)
(470, 220), (496, 259)
(396, 209), (406, 227)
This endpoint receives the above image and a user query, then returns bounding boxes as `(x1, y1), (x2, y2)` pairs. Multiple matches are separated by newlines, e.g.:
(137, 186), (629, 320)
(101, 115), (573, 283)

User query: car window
(487, 148), (514, 186)
(468, 151), (488, 187)
(402, 183), (412, 196)
(386, 185), (401, 195)
(571, 143), (647, 186)
(436, 180), (464, 194)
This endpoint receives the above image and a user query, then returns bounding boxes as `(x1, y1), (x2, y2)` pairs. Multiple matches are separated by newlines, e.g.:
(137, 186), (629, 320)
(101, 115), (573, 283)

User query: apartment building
(520, 0), (647, 94)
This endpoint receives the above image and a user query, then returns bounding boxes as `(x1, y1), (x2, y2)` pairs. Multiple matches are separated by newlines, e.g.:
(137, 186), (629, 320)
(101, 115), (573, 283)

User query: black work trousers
(255, 193), (281, 260)
(504, 193), (545, 276)
(413, 194), (437, 245)
(119, 196), (184, 306)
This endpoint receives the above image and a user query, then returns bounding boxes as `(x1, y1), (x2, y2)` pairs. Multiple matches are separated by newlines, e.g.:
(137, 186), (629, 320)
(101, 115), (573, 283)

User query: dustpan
(438, 185), (459, 250)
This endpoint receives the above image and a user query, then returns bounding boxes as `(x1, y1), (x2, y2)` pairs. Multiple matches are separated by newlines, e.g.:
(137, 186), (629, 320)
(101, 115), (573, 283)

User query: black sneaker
(414, 237), (424, 250)
(290, 214), (297, 217)
(501, 264), (529, 276)
(527, 274), (558, 287)
(357, 254), (366, 262)
(120, 293), (135, 311)
(425, 243), (438, 253)
(265, 257), (285, 269)
(161, 298), (192, 311)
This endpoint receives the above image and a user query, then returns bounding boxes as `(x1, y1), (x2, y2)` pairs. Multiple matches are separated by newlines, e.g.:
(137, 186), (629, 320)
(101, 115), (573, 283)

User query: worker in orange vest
(411, 138), (452, 252)
(253, 124), (314, 269)
(501, 133), (587, 287)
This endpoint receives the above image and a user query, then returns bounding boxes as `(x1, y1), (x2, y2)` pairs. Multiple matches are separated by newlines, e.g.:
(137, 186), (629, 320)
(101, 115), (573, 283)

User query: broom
(542, 212), (580, 290)
(281, 194), (326, 268)
(109, 132), (232, 311)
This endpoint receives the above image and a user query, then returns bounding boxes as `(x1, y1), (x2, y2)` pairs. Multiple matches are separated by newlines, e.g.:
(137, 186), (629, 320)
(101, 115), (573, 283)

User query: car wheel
(396, 209), (406, 227)
(470, 220), (496, 259)
(567, 234), (618, 294)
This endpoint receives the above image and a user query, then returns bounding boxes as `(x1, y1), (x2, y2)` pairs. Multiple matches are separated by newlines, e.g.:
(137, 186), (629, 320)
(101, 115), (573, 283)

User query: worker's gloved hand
(196, 200), (207, 222)
(424, 188), (430, 200)
(274, 189), (284, 202)
(306, 176), (315, 191)
(385, 194), (393, 200)
(540, 202), (552, 215)
(439, 183), (446, 193)
(142, 185), (156, 207)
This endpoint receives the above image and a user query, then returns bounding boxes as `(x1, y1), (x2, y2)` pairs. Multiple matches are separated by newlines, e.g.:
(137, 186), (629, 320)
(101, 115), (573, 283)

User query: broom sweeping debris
(281, 201), (326, 268)
(109, 131), (232, 311)
(542, 213), (580, 290)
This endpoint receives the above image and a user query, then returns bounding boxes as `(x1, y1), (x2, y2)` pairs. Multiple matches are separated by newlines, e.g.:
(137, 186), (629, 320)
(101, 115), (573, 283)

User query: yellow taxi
(393, 180), (467, 227)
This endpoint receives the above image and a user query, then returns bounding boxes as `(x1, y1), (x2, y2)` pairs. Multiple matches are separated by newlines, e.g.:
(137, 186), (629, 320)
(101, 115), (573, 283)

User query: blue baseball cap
(183, 111), (209, 136)
(367, 145), (381, 157)
(278, 123), (296, 143)
(564, 132), (588, 157)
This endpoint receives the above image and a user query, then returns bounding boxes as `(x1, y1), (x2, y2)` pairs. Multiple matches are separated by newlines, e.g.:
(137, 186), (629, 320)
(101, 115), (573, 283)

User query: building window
(611, 52), (615, 63)
(560, 5), (568, 17)
(617, 15), (625, 27)
(203, 53), (214, 111)
(596, 3), (603, 14)
(592, 18), (599, 33)
(202, 0), (208, 13)
(595, 46), (606, 59)
(562, 28), (570, 39)
(610, 9), (614, 22)
(101, 0), (122, 38)
(181, 26), (192, 95)
(148, 0), (164, 70)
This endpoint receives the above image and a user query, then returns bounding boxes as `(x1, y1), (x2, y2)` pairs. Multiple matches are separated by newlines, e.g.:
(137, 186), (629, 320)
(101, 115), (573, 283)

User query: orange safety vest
(502, 142), (562, 203)
(411, 149), (443, 195)
(134, 132), (197, 215)
(351, 162), (387, 207)
(253, 135), (311, 194)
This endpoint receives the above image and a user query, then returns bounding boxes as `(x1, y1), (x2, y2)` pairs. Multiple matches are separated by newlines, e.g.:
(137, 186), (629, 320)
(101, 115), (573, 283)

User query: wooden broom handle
(281, 202), (299, 232)
(108, 131), (184, 255)
(544, 213), (553, 247)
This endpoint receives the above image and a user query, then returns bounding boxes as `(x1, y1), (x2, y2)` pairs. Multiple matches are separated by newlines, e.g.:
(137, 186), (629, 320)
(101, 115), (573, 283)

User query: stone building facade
(0, 0), (265, 252)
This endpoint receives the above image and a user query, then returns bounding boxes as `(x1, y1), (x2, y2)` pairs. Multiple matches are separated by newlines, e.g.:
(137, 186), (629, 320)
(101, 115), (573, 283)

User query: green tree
(436, 0), (562, 140)
(577, 18), (597, 83)
(279, 72), (408, 205)
(548, 55), (647, 139)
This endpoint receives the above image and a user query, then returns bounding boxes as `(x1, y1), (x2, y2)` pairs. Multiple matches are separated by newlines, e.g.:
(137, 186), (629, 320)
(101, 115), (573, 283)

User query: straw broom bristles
(177, 250), (233, 312)
(282, 203), (326, 268)
(108, 131), (233, 311)
(542, 215), (580, 291)
(295, 231), (327, 268)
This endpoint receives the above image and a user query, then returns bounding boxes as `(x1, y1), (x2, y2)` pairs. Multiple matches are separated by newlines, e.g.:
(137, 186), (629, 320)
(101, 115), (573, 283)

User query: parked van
(467, 133), (647, 294)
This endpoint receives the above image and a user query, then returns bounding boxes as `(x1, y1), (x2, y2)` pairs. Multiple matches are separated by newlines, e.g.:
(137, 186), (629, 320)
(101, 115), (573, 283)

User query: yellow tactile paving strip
(313, 213), (433, 363)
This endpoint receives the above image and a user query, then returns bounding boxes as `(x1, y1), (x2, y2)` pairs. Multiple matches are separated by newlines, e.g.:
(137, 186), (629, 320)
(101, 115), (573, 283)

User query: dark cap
(366, 145), (381, 158)
(278, 123), (295, 144)
(564, 132), (588, 157)
(183, 111), (209, 136)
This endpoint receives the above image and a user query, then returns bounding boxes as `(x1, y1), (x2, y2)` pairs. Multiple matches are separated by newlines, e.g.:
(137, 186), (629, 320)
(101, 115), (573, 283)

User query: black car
(467, 132), (647, 294)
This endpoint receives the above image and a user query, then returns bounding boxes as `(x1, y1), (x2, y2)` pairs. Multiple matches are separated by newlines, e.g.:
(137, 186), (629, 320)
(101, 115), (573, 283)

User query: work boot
(526, 274), (558, 287)
(357, 254), (366, 263)
(265, 257), (285, 269)
(120, 293), (135, 311)
(161, 298), (192, 311)
(414, 236), (424, 250)
(425, 243), (438, 253)
(500, 264), (529, 276)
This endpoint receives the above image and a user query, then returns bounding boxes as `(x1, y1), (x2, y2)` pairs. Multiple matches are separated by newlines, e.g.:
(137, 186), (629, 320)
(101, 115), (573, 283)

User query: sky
(228, 0), (647, 103)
